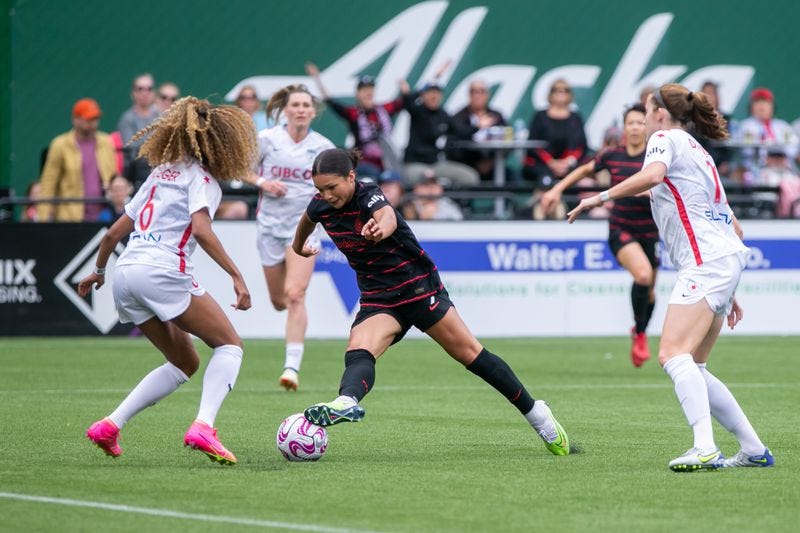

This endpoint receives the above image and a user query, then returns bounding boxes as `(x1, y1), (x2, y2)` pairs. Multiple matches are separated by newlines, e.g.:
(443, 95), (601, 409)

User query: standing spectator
(737, 87), (799, 183)
(234, 85), (269, 132)
(447, 79), (507, 180)
(118, 73), (160, 187)
(400, 80), (479, 187)
(523, 79), (588, 188)
(38, 98), (116, 222)
(403, 173), (464, 221)
(306, 62), (404, 178)
(156, 82), (181, 114)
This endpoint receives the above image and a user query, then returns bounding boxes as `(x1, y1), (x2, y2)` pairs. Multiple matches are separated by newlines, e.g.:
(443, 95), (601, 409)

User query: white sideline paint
(0, 492), (381, 533)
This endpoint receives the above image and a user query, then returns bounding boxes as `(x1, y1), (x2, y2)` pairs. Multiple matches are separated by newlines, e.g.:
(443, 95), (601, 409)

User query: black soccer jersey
(306, 180), (443, 307)
(595, 147), (658, 240)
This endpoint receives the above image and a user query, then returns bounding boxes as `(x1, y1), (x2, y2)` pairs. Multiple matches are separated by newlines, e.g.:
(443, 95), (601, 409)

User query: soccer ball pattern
(276, 413), (328, 461)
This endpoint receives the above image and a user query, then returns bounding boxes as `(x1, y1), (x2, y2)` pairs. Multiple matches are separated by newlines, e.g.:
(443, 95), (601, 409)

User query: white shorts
(113, 264), (205, 325)
(668, 253), (746, 316)
(257, 226), (320, 267)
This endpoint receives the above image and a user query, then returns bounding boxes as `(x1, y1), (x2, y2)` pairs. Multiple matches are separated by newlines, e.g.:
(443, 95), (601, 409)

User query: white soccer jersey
(643, 129), (748, 271)
(116, 160), (222, 274)
(256, 125), (335, 238)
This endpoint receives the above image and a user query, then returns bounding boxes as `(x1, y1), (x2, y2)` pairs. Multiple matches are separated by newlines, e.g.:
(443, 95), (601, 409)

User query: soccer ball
(276, 413), (328, 461)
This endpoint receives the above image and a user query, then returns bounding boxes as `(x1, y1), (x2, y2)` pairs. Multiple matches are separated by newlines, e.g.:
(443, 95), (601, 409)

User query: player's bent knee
(270, 298), (287, 311)
(284, 288), (307, 306)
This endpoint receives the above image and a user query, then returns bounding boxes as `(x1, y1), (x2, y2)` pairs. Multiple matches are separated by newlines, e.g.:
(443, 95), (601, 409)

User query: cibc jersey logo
(54, 228), (126, 334)
(0, 259), (41, 304)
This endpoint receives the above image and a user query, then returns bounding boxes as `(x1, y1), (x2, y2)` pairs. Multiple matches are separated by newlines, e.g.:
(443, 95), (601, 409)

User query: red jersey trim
(664, 177), (703, 266)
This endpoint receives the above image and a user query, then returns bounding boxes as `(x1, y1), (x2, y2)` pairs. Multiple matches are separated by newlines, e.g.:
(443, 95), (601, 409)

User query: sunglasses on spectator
(135, 85), (153, 92)
(159, 93), (178, 102)
(470, 88), (488, 94)
(551, 87), (571, 94)
(238, 94), (258, 100)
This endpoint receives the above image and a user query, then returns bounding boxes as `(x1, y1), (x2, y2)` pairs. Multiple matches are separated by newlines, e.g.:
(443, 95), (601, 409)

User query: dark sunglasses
(238, 94), (258, 100)
(134, 85), (153, 92)
(551, 87), (571, 94)
(159, 94), (177, 101)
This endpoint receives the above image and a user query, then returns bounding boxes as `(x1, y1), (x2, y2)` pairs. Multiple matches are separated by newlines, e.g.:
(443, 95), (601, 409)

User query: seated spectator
(234, 85), (269, 132)
(99, 175), (133, 223)
(156, 82), (181, 114)
(736, 87), (799, 183)
(400, 80), (479, 187)
(756, 149), (800, 218)
(306, 62), (404, 178)
(447, 79), (507, 179)
(118, 73), (160, 187)
(402, 171), (463, 221)
(697, 81), (734, 179)
(21, 180), (42, 222)
(377, 170), (406, 208)
(523, 79), (588, 188)
(38, 98), (117, 222)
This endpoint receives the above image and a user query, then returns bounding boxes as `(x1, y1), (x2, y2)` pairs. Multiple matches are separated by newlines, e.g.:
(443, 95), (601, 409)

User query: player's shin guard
(338, 349), (376, 402)
(631, 282), (650, 333)
(466, 348), (535, 414)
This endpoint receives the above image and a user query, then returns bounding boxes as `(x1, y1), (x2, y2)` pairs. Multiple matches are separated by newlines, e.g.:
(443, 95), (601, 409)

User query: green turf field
(1, 336), (797, 532)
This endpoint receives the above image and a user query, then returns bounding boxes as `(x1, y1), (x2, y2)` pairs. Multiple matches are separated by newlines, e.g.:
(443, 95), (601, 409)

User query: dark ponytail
(312, 148), (362, 177)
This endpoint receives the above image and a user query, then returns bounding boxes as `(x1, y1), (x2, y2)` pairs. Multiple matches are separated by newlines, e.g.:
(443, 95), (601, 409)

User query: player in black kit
(292, 148), (571, 456)
(541, 104), (658, 367)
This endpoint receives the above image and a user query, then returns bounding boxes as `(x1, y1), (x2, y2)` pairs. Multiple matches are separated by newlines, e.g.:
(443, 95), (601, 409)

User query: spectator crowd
(21, 69), (800, 223)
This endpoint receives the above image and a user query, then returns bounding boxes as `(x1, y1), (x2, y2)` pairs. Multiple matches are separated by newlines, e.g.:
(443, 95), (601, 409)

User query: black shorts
(608, 229), (659, 269)
(352, 289), (454, 345)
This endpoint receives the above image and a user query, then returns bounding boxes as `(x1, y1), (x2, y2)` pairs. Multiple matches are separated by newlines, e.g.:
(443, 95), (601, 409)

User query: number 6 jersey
(116, 160), (222, 274)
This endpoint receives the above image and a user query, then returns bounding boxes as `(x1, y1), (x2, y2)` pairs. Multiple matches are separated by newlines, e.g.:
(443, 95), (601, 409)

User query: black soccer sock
(631, 282), (650, 334)
(466, 348), (535, 414)
(645, 299), (656, 329)
(338, 349), (376, 402)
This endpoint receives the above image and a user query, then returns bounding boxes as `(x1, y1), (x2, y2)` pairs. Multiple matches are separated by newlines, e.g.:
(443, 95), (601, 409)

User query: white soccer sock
(196, 345), (243, 427)
(284, 342), (304, 372)
(108, 362), (189, 429)
(663, 354), (716, 452)
(698, 363), (766, 455)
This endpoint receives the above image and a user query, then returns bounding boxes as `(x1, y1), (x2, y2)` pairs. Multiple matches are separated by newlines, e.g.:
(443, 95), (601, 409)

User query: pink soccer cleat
(183, 420), (237, 465)
(630, 327), (651, 368)
(86, 418), (122, 458)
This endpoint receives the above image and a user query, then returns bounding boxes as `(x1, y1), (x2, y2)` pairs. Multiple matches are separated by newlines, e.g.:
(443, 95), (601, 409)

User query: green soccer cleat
(304, 396), (365, 427)
(668, 447), (723, 472)
(531, 401), (570, 456)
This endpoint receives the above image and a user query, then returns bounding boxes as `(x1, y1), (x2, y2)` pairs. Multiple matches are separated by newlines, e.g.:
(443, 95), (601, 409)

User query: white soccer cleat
(721, 448), (774, 468)
(279, 368), (299, 391)
(668, 447), (724, 472)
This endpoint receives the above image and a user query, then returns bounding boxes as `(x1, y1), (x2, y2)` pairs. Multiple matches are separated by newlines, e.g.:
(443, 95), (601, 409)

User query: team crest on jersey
(353, 217), (364, 234)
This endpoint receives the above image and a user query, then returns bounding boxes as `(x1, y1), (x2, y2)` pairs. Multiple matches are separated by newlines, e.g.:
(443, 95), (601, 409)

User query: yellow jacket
(38, 130), (117, 222)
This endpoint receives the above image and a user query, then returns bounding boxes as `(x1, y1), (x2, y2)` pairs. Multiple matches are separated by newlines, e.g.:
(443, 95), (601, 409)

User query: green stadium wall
(5, 0), (800, 194)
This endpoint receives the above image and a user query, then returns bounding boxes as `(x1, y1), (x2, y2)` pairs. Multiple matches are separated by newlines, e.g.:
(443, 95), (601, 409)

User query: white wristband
(599, 190), (611, 202)
(94, 267), (106, 275)
(255, 177), (266, 187)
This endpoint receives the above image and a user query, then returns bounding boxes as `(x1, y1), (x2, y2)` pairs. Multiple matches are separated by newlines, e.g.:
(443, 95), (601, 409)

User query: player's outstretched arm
(540, 160), (596, 215)
(292, 213), (320, 257)
(191, 209), (251, 310)
(567, 161), (665, 223)
(77, 215), (135, 296)
(362, 205), (397, 242)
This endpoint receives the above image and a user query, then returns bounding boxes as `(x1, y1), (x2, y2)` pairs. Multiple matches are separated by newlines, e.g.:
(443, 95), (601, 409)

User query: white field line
(0, 382), (794, 395)
(0, 492), (382, 533)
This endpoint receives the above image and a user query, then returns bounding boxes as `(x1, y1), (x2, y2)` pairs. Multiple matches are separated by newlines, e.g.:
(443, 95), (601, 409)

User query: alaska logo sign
(227, 1), (754, 148)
